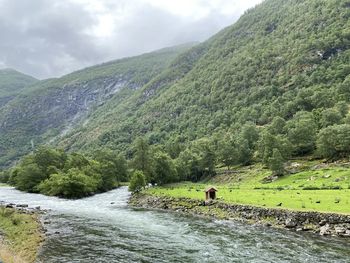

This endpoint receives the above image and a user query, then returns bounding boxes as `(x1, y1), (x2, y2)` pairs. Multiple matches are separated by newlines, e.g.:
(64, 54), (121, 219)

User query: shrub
(37, 169), (99, 198)
(129, 170), (146, 193)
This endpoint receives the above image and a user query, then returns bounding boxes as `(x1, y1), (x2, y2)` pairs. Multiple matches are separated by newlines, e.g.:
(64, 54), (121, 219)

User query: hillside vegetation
(61, 0), (350, 167)
(0, 69), (37, 98)
(0, 68), (38, 107)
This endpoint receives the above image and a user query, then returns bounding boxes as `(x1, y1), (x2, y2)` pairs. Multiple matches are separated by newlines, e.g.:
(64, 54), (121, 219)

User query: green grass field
(0, 207), (43, 263)
(145, 161), (350, 214)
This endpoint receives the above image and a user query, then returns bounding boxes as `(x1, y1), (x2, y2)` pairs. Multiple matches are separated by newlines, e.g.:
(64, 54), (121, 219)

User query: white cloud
(0, 0), (263, 78)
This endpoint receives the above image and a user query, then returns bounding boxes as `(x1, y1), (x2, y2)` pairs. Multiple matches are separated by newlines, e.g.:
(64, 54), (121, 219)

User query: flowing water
(0, 187), (349, 263)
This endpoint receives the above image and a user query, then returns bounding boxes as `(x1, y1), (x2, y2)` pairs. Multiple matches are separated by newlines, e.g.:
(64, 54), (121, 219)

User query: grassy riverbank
(145, 161), (350, 214)
(0, 207), (43, 263)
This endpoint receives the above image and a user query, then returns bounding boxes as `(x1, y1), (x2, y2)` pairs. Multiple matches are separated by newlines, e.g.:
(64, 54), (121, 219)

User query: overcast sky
(0, 0), (263, 79)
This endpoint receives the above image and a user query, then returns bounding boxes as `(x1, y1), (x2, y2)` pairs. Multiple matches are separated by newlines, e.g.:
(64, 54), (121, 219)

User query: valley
(0, 0), (350, 262)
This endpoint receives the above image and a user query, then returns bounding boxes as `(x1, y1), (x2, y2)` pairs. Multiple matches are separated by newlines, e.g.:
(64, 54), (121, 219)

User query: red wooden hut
(205, 186), (218, 200)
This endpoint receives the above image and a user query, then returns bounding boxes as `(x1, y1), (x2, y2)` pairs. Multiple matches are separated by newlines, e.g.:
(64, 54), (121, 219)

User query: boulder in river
(335, 227), (346, 235)
(285, 218), (297, 228)
(319, 224), (331, 236)
(16, 204), (29, 208)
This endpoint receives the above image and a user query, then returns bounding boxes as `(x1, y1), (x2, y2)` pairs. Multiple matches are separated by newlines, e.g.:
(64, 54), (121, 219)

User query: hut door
(209, 191), (216, 199)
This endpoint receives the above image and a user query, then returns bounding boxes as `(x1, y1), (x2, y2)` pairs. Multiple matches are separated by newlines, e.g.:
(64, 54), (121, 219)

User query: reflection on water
(0, 187), (349, 262)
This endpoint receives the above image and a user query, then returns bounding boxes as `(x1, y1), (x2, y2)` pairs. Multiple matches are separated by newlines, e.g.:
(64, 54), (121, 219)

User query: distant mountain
(0, 68), (38, 106)
(0, 44), (194, 166)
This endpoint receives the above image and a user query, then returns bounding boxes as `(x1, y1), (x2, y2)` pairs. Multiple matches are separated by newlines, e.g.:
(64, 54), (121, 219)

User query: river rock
(285, 218), (297, 228)
(335, 227), (346, 235)
(320, 224), (331, 236)
(319, 219), (327, 226)
(16, 204), (29, 208)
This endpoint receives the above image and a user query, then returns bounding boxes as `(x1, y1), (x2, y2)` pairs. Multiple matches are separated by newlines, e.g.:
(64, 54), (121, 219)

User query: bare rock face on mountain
(0, 45), (193, 167)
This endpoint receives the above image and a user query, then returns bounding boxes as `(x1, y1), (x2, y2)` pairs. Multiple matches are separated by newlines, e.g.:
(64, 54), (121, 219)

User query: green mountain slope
(61, 0), (350, 157)
(1, 0), (350, 170)
(0, 68), (38, 105)
(0, 44), (194, 167)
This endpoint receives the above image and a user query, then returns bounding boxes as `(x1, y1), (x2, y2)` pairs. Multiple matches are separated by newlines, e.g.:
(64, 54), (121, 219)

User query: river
(0, 186), (349, 262)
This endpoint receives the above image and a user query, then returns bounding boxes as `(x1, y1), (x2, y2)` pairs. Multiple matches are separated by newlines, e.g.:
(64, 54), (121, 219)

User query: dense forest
(0, 0), (350, 195)
(62, 0), (350, 173)
(60, 0), (350, 160)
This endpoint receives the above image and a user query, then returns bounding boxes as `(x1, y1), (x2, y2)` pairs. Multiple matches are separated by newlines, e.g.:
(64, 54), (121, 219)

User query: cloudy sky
(0, 0), (263, 79)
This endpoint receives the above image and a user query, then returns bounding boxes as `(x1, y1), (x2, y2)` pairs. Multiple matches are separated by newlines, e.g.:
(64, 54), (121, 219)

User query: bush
(38, 169), (99, 198)
(129, 170), (146, 193)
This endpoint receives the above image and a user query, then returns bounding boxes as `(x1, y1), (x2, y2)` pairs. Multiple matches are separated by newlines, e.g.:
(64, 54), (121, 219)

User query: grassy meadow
(0, 207), (43, 263)
(146, 161), (350, 214)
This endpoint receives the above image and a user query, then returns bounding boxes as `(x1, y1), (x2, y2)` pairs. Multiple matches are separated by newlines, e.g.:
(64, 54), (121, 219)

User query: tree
(153, 151), (177, 185)
(236, 137), (253, 165)
(92, 150), (129, 190)
(192, 138), (216, 179)
(175, 149), (199, 181)
(287, 112), (317, 155)
(0, 169), (11, 183)
(316, 124), (350, 159)
(218, 134), (238, 170)
(268, 116), (286, 135)
(258, 131), (292, 166)
(268, 148), (285, 176)
(64, 153), (90, 171)
(240, 122), (259, 149)
(34, 147), (67, 173)
(320, 108), (342, 128)
(165, 136), (184, 159)
(11, 163), (47, 192)
(132, 138), (153, 182)
(114, 154), (128, 182)
(128, 170), (146, 193)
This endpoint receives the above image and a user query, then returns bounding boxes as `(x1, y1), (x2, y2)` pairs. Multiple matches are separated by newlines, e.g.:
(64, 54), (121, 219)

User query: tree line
(1, 115), (350, 196)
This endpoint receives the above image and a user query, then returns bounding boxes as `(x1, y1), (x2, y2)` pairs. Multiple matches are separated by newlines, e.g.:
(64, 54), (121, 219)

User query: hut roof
(205, 186), (218, 192)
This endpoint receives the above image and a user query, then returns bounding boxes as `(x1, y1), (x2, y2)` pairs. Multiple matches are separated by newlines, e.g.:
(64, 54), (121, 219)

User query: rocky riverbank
(0, 202), (45, 263)
(129, 193), (350, 238)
